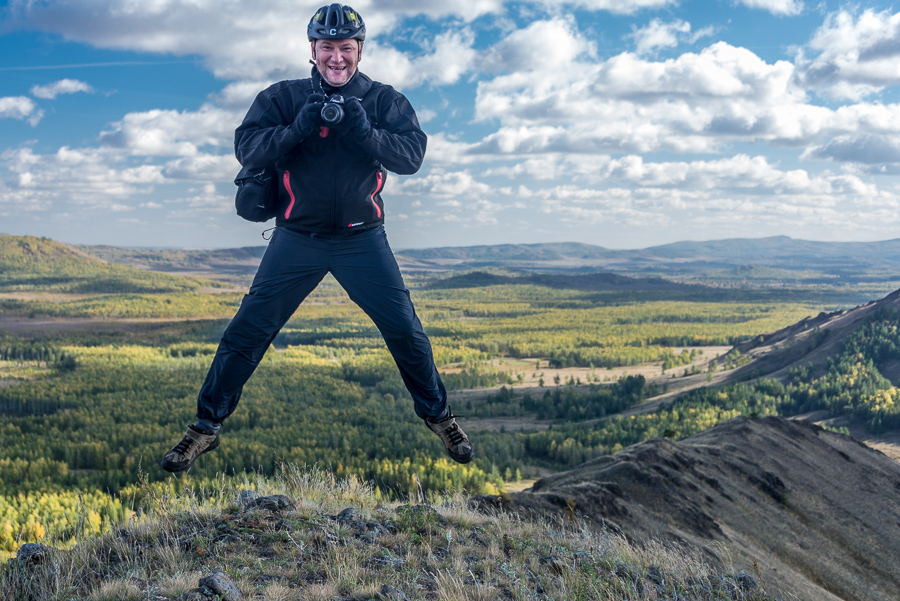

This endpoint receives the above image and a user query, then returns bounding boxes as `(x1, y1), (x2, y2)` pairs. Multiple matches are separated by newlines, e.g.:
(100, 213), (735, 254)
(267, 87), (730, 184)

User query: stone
(16, 543), (52, 567)
(380, 584), (410, 601)
(199, 571), (243, 600)
(335, 507), (357, 522)
(243, 494), (294, 512)
(238, 490), (260, 507)
(736, 572), (758, 591)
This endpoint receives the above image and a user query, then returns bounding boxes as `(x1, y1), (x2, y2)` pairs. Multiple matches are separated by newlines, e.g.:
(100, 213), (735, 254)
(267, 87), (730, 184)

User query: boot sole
(448, 448), (475, 464)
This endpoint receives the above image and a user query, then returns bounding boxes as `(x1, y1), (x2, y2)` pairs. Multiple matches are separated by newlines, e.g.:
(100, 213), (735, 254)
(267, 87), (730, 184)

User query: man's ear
(358, 41), (363, 62)
(310, 41), (317, 59)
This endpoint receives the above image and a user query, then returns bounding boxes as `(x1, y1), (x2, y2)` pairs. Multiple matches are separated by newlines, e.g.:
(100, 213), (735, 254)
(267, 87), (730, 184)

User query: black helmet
(308, 4), (366, 42)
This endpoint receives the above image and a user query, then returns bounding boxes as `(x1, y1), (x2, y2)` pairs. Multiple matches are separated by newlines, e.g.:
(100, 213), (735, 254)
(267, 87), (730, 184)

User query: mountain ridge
(495, 415), (900, 601)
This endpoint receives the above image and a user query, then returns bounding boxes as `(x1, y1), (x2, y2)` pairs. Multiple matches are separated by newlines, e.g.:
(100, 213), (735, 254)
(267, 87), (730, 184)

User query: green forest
(1, 235), (899, 557)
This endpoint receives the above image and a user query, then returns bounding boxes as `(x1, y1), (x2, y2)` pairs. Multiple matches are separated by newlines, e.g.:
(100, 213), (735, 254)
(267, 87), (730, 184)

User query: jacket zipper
(283, 171), (296, 219)
(370, 170), (384, 218)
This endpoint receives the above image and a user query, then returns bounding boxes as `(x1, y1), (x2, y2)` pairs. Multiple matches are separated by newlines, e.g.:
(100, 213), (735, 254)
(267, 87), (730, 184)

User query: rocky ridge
(497, 416), (900, 601)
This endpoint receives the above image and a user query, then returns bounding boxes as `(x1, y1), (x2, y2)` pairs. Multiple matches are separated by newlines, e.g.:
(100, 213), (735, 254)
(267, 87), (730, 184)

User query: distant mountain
(425, 270), (699, 292)
(80, 245), (267, 274)
(497, 416), (900, 601)
(75, 236), (900, 281)
(396, 236), (900, 276)
(0, 234), (224, 293)
(645, 235), (900, 268)
(397, 242), (620, 262)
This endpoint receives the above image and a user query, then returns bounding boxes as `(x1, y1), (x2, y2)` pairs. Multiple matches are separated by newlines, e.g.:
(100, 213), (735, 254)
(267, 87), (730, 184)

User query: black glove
(294, 93), (325, 139)
(339, 96), (370, 139)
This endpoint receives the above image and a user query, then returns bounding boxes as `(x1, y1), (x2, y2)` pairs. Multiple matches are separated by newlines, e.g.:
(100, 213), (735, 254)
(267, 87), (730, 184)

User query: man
(161, 3), (473, 473)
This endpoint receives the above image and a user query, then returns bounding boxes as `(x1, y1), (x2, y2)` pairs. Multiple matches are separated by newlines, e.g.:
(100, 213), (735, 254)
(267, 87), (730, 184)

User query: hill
(497, 416), (900, 601)
(396, 236), (900, 273)
(727, 288), (900, 383)
(0, 467), (777, 601)
(0, 235), (226, 294)
(81, 236), (900, 278)
(72, 235), (900, 301)
(80, 244), (266, 283)
(424, 270), (699, 292)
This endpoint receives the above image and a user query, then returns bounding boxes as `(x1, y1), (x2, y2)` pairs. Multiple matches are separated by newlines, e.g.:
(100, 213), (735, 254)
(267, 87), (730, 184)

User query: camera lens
(321, 103), (344, 124)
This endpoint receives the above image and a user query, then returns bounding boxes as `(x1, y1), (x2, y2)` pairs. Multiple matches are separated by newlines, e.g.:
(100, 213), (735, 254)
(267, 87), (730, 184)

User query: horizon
(4, 1), (900, 249)
(8, 230), (900, 253)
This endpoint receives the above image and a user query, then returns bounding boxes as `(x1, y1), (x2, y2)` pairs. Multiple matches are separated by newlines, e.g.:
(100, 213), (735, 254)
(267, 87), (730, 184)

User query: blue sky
(2, 0), (900, 250)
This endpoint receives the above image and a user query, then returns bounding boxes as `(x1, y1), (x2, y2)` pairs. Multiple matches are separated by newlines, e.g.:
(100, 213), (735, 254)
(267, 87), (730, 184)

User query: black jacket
(234, 68), (427, 235)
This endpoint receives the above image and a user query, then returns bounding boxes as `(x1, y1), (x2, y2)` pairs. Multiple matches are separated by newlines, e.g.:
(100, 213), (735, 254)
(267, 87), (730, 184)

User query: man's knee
(220, 321), (277, 363)
(379, 312), (426, 341)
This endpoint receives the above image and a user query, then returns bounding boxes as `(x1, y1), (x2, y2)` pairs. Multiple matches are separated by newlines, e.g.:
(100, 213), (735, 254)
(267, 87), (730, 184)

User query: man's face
(312, 38), (361, 87)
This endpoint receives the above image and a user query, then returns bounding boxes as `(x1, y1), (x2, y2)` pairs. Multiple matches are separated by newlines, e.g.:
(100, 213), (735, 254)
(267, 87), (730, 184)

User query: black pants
(195, 225), (447, 427)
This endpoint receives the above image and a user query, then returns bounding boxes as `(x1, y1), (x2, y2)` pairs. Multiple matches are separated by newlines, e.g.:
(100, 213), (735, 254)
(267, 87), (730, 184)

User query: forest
(1, 234), (898, 556)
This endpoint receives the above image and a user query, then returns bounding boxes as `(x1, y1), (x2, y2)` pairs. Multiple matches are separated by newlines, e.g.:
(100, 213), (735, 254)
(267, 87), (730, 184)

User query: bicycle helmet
(308, 4), (366, 42)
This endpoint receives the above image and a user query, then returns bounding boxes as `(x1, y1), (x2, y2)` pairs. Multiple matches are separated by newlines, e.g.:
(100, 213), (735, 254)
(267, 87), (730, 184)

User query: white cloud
(168, 184), (232, 216)
(798, 9), (900, 100)
(0, 96), (43, 126)
(803, 135), (900, 165)
(472, 42), (812, 155)
(364, 29), (477, 89)
(734, 0), (803, 17)
(2, 0), (681, 84)
(628, 19), (692, 56)
(30, 79), (94, 99)
(467, 40), (900, 161)
(392, 170), (501, 198)
(481, 18), (595, 74)
(0, 141), (236, 219)
(211, 81), (278, 111)
(3, 0), (488, 84)
(99, 105), (237, 156)
(0, 146), (164, 211)
(162, 154), (240, 182)
(545, 0), (676, 14)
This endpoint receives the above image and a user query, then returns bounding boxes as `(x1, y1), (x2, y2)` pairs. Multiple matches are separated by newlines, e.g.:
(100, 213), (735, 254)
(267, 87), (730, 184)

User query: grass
(1, 465), (776, 601)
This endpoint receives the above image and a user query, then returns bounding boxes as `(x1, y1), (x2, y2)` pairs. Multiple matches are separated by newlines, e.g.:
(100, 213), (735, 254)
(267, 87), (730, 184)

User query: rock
(736, 572), (758, 591)
(335, 507), (357, 522)
(380, 584), (410, 601)
(238, 490), (260, 507)
(16, 543), (53, 567)
(199, 571), (243, 600)
(243, 494), (294, 512)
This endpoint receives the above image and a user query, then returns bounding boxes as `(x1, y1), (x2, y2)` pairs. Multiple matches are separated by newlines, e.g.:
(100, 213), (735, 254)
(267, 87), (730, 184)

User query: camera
(320, 94), (346, 124)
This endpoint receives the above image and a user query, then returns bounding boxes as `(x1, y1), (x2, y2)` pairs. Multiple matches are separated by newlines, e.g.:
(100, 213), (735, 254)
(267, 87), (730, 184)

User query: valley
(2, 233), (900, 600)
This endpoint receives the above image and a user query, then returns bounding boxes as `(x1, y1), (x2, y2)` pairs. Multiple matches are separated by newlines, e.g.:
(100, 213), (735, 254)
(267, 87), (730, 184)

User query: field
(2, 235), (900, 558)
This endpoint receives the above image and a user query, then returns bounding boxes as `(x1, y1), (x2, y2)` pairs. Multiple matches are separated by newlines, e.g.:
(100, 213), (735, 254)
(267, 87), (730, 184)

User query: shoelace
(172, 436), (197, 456)
(445, 422), (466, 446)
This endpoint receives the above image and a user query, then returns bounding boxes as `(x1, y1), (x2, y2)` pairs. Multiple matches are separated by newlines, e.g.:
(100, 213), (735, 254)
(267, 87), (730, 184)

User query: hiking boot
(160, 425), (219, 472)
(425, 411), (474, 464)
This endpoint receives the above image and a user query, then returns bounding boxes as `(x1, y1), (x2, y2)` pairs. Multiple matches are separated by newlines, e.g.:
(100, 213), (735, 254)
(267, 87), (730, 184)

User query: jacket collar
(311, 66), (372, 99)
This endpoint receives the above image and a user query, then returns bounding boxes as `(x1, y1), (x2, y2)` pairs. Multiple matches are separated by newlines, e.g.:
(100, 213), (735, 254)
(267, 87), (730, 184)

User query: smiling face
(312, 38), (361, 88)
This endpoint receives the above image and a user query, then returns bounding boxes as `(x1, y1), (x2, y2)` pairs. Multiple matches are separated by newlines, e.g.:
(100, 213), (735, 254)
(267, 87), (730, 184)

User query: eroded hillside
(497, 416), (900, 601)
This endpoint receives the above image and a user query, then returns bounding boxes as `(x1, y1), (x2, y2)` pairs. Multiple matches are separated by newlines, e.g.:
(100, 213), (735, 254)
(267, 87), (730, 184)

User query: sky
(3, 1), (900, 250)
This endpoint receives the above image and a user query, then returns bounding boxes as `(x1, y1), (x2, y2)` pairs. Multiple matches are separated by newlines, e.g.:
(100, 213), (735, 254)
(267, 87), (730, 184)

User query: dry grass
(0, 465), (775, 601)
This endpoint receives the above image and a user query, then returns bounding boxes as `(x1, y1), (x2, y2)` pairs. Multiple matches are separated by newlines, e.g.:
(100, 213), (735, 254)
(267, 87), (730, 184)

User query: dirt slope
(726, 288), (900, 382)
(499, 416), (900, 601)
